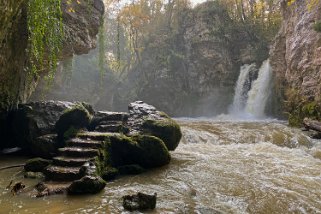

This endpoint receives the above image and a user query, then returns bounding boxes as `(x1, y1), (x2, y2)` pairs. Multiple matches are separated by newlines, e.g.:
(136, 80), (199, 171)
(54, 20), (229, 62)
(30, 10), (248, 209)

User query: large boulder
(10, 101), (76, 149)
(55, 103), (93, 138)
(107, 134), (171, 168)
(127, 101), (182, 151)
(67, 176), (106, 195)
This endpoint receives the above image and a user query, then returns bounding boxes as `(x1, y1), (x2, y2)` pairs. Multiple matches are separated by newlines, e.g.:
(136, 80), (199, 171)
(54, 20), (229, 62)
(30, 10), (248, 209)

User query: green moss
(63, 126), (79, 140)
(313, 20), (321, 32)
(284, 88), (321, 127)
(27, 0), (63, 80)
(101, 166), (119, 181)
(142, 118), (182, 151)
(56, 104), (92, 137)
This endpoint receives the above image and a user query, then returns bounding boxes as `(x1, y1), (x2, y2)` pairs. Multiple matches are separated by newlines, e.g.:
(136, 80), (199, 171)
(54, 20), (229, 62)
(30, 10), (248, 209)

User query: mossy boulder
(67, 176), (106, 195)
(55, 104), (92, 138)
(142, 117), (182, 151)
(108, 134), (170, 168)
(24, 158), (52, 172)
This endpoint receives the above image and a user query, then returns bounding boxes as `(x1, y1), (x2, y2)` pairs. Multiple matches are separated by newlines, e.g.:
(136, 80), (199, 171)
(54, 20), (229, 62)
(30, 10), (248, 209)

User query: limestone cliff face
(181, 2), (262, 116)
(0, 0), (104, 111)
(270, 0), (321, 117)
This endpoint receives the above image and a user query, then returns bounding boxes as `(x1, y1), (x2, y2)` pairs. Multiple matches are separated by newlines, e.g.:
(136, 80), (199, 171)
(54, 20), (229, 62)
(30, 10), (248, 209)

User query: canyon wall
(270, 0), (321, 125)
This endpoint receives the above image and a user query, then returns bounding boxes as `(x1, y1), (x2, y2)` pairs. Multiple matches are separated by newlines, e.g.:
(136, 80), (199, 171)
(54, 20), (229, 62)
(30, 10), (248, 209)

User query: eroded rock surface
(270, 0), (321, 121)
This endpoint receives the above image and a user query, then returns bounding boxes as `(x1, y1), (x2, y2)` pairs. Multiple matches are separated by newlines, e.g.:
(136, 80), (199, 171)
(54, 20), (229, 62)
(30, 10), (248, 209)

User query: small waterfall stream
(229, 59), (273, 119)
(229, 63), (257, 115)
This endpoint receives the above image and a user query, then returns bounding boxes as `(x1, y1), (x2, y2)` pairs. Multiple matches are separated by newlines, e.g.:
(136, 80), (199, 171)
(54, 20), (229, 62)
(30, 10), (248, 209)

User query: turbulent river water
(1, 118), (321, 213)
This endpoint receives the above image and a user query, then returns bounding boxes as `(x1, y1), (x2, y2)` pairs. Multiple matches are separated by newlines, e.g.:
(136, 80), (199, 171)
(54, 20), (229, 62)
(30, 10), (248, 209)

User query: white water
(229, 63), (256, 115)
(245, 60), (272, 118)
(229, 59), (273, 119)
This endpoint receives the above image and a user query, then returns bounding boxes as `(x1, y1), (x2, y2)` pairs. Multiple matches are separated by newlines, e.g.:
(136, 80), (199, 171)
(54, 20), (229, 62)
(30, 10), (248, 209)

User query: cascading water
(229, 59), (272, 119)
(229, 63), (257, 115)
(245, 59), (272, 118)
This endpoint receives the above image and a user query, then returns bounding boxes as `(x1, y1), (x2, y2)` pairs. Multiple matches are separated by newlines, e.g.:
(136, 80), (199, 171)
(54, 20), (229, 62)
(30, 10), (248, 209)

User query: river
(1, 118), (321, 213)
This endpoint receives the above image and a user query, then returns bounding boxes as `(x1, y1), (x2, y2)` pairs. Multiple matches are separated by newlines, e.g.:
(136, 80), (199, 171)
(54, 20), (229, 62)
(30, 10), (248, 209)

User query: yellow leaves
(118, 3), (151, 28)
(66, 0), (81, 13)
(286, 0), (320, 9)
(287, 0), (296, 6)
(68, 8), (75, 13)
(307, 0), (319, 10)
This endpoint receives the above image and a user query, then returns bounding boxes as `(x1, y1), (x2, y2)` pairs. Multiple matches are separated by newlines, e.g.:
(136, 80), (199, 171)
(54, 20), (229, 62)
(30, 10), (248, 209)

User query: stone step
(95, 111), (129, 122)
(44, 166), (82, 181)
(34, 181), (72, 197)
(95, 124), (129, 134)
(98, 120), (124, 126)
(58, 147), (99, 158)
(78, 131), (116, 141)
(66, 138), (102, 149)
(53, 156), (94, 167)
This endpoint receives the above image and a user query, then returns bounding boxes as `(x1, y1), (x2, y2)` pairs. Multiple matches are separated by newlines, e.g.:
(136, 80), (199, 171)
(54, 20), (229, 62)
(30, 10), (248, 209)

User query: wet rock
(24, 158), (52, 172)
(127, 101), (182, 151)
(35, 182), (68, 197)
(31, 134), (59, 158)
(11, 182), (25, 195)
(67, 176), (106, 195)
(10, 101), (76, 149)
(89, 111), (128, 131)
(122, 192), (157, 211)
(95, 124), (129, 134)
(24, 171), (45, 179)
(55, 103), (93, 138)
(79, 162), (97, 176)
(142, 118), (182, 151)
(108, 134), (170, 168)
(44, 166), (83, 181)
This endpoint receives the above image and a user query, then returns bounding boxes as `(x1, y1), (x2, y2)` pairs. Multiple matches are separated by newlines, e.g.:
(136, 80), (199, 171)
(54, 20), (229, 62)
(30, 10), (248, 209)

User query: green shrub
(313, 20), (321, 32)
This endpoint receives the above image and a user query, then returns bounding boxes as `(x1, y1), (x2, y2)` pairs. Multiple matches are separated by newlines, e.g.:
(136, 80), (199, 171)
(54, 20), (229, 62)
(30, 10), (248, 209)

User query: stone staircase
(43, 134), (103, 182)
(40, 111), (129, 194)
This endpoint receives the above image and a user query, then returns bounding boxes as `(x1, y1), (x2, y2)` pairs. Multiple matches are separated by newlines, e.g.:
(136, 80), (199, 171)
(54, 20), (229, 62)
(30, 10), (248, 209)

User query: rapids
(1, 118), (321, 213)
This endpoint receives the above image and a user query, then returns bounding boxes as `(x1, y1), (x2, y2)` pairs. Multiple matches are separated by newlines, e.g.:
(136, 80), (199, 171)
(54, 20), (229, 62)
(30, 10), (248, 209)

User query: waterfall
(229, 59), (272, 119)
(245, 60), (272, 118)
(229, 63), (257, 115)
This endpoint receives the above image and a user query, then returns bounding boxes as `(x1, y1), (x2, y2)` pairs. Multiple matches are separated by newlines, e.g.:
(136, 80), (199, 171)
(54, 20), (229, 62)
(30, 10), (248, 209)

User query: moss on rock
(67, 176), (106, 195)
(55, 104), (92, 137)
(101, 166), (119, 181)
(107, 134), (170, 168)
(142, 117), (182, 151)
(24, 157), (52, 172)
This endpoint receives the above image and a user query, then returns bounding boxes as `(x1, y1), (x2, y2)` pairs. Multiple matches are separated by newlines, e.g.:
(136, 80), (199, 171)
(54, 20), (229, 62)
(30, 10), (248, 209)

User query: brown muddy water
(1, 118), (321, 213)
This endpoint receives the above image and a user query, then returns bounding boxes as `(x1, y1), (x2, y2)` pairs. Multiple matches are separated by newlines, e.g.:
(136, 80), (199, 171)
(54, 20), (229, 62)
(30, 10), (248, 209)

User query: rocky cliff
(270, 0), (321, 125)
(0, 0), (104, 111)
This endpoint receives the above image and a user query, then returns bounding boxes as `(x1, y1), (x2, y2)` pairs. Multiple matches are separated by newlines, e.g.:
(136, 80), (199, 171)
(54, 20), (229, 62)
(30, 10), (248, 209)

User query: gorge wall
(32, 1), (268, 117)
(270, 0), (321, 125)
(0, 0), (104, 111)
